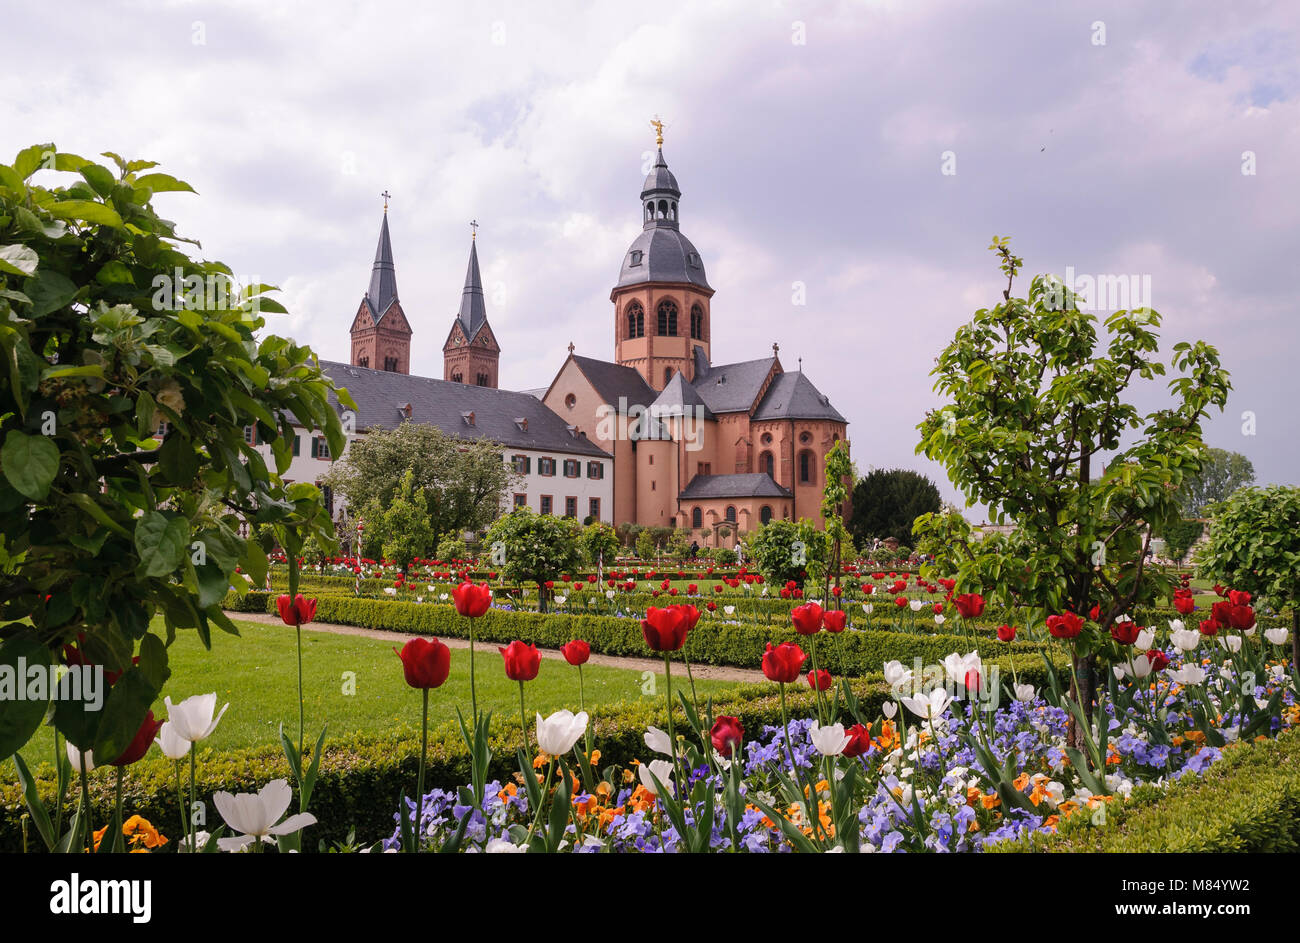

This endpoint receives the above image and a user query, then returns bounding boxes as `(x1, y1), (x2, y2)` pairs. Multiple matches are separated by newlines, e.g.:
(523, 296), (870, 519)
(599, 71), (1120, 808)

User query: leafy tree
(848, 468), (940, 546)
(666, 530), (691, 563)
(1177, 447), (1255, 516)
(577, 521), (620, 569)
(484, 507), (580, 612)
(635, 530), (657, 561)
(0, 145), (344, 765)
(914, 238), (1230, 748)
(710, 546), (737, 566)
(380, 470), (436, 574)
(1157, 519), (1204, 564)
(435, 533), (469, 562)
(324, 421), (515, 540)
(1199, 485), (1300, 668)
(749, 518), (825, 588)
(822, 440), (855, 599)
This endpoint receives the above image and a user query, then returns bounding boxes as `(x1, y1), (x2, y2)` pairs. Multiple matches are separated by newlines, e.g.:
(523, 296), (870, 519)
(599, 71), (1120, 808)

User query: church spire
(457, 230), (487, 338)
(366, 211), (399, 319)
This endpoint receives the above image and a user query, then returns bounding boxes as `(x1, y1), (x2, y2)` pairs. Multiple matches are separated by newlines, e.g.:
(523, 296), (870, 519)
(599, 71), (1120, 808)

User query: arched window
(799, 450), (815, 484)
(690, 304), (704, 340)
(452, 372), (463, 383)
(691, 506), (702, 529)
(670, 201), (677, 220)
(664, 367), (673, 385)
(760, 505), (773, 524)
(657, 299), (678, 336)
(626, 302), (645, 339)
(657, 200), (668, 219)
(725, 505), (737, 523)
(759, 451), (774, 477)
(645, 202), (654, 222)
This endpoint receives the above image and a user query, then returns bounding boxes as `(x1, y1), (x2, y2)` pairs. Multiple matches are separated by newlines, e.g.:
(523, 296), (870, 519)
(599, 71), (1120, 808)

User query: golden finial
(381, 190), (391, 212)
(650, 117), (664, 147)
(470, 219), (478, 241)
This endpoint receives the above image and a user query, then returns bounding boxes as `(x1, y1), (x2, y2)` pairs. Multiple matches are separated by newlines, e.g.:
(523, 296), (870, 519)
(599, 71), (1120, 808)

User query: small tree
(484, 507), (580, 612)
(749, 518), (825, 588)
(1199, 485), (1300, 669)
(436, 533), (469, 562)
(1178, 447), (1255, 516)
(821, 440), (855, 601)
(380, 470), (435, 575)
(915, 238), (1230, 749)
(577, 520), (620, 569)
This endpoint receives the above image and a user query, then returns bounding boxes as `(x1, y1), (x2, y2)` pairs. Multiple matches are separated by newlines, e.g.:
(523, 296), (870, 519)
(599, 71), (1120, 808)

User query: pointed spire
(365, 212), (398, 319)
(457, 234), (487, 338)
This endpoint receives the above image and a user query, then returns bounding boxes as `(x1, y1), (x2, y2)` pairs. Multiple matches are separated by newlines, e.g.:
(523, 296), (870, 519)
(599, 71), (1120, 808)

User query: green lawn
(6, 618), (738, 774)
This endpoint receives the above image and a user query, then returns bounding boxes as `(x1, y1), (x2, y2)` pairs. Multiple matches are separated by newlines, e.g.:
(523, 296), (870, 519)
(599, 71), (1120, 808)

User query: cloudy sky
(6, 0), (1297, 516)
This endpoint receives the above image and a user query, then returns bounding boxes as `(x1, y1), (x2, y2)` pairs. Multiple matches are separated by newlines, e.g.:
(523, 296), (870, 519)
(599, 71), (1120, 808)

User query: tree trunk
(1067, 650), (1095, 750)
(537, 581), (548, 614)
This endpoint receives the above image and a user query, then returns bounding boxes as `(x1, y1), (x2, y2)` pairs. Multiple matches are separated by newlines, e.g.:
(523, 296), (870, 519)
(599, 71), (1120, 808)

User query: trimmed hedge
(226, 592), (1044, 677)
(995, 728), (1300, 853)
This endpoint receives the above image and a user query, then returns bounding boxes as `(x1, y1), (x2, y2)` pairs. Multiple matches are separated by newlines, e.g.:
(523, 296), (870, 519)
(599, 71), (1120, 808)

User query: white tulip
(536, 710), (588, 756)
(1170, 628), (1201, 652)
(1116, 653), (1153, 680)
(901, 688), (953, 720)
(1134, 628), (1155, 650)
(644, 726), (673, 756)
(1014, 683), (1036, 702)
(909, 599), (924, 612)
(809, 721), (852, 756)
(554, 596), (566, 606)
(638, 759), (675, 797)
(724, 606), (735, 616)
(882, 701), (898, 719)
(383, 587), (397, 596)
(165, 693), (229, 743)
(1265, 628), (1290, 647)
(934, 615), (945, 625)
(1219, 635), (1243, 653)
(862, 603), (874, 615)
(1168, 664), (1206, 686)
(155, 721), (191, 760)
(941, 651), (981, 685)
(883, 660), (912, 691)
(66, 741), (94, 772)
(213, 779), (317, 852)
(1168, 619), (1185, 634)
(485, 838), (527, 853)
(606, 591), (616, 600)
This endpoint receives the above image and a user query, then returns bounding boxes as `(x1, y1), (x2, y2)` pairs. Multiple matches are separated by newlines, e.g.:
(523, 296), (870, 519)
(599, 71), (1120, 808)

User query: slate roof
(457, 238), (488, 339)
(319, 360), (610, 458)
(679, 473), (792, 500)
(641, 148), (680, 197)
(651, 370), (715, 420)
(616, 147), (712, 291)
(570, 355), (657, 412)
(689, 356), (778, 414)
(363, 213), (400, 322)
(751, 371), (848, 423)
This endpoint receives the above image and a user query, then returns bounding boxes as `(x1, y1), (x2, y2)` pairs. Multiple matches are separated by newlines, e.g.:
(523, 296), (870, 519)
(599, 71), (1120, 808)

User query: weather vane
(650, 116), (664, 147)
(381, 190), (391, 212)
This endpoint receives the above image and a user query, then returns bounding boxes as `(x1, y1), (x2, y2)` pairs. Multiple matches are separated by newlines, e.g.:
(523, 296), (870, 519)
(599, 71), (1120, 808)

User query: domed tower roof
(616, 144), (711, 291)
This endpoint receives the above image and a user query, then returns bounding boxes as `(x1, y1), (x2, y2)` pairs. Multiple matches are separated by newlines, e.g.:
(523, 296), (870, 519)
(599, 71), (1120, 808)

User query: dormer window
(687, 252), (700, 267)
(629, 250), (643, 266)
(462, 411), (475, 427)
(514, 417), (528, 432)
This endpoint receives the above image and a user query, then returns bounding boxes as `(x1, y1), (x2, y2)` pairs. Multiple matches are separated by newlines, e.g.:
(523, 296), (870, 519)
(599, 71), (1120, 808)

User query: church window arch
(657, 299), (678, 336)
(627, 302), (645, 338)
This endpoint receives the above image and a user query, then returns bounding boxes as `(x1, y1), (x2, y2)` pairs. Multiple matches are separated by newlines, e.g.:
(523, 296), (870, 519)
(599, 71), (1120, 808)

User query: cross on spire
(470, 219), (479, 241)
(381, 190), (391, 212)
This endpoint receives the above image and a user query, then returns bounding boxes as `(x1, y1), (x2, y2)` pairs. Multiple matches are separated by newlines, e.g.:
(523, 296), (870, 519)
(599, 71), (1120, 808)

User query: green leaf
(1, 430), (60, 500)
(44, 199), (123, 228)
(133, 511), (188, 577)
(95, 260), (134, 286)
(133, 172), (196, 194)
(13, 144), (54, 179)
(12, 753), (57, 851)
(80, 164), (115, 197)
(0, 637), (52, 757)
(0, 244), (39, 278)
(91, 668), (159, 764)
(65, 493), (131, 537)
(23, 269), (78, 318)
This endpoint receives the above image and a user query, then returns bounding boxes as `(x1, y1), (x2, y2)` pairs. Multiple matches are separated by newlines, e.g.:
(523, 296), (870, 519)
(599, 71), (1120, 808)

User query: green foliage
(1156, 519), (1203, 564)
(380, 469), (435, 572)
(324, 420), (514, 539)
(0, 144), (346, 757)
(577, 520), (620, 568)
(849, 467), (940, 546)
(914, 239), (1231, 654)
(435, 533), (468, 562)
(635, 529), (657, 561)
(483, 507), (580, 610)
(710, 547), (738, 566)
(1178, 447), (1255, 517)
(666, 530), (692, 562)
(997, 729), (1300, 853)
(748, 518), (825, 587)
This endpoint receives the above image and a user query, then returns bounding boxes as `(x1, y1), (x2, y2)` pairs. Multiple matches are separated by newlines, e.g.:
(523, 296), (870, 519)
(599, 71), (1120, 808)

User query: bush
(435, 533), (469, 562)
(995, 728), (1300, 853)
(711, 547), (738, 566)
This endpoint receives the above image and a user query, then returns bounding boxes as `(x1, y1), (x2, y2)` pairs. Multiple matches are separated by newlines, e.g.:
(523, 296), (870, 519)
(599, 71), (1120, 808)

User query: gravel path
(223, 610), (767, 683)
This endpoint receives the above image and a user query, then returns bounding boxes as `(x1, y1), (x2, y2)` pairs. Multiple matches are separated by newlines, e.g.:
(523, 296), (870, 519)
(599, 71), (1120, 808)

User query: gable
(349, 300), (374, 334)
(377, 301), (412, 335)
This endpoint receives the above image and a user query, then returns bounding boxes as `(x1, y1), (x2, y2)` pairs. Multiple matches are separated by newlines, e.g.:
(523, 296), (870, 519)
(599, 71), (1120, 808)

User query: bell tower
(611, 122), (714, 391)
(349, 194), (412, 373)
(442, 222), (501, 388)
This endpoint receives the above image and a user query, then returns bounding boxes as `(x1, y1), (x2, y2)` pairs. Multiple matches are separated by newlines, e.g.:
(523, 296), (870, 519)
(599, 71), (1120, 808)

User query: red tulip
(1046, 611), (1084, 639)
(1089, 604), (1102, 621)
(108, 710), (163, 766)
(276, 594), (317, 627)
(953, 593), (985, 619)
(932, 602), (944, 614)
(762, 641), (806, 684)
(1198, 618), (1220, 637)
(670, 603), (702, 631)
(642, 606), (690, 652)
(822, 609), (847, 633)
(710, 715), (744, 756)
(894, 596), (907, 608)
(1146, 649), (1170, 672)
(1110, 621), (1141, 645)
(561, 640), (590, 666)
(499, 640), (541, 681)
(996, 624), (1017, 642)
(687, 583), (698, 595)
(452, 581), (492, 618)
(842, 723), (872, 758)
(806, 669), (833, 691)
(1173, 596), (1196, 615)
(791, 602), (825, 635)
(1228, 589), (1251, 607)
(964, 669), (982, 693)
(394, 637), (451, 689)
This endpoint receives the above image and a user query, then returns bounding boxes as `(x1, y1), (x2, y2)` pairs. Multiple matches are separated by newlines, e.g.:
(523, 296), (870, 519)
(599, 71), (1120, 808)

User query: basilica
(322, 131), (848, 539)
